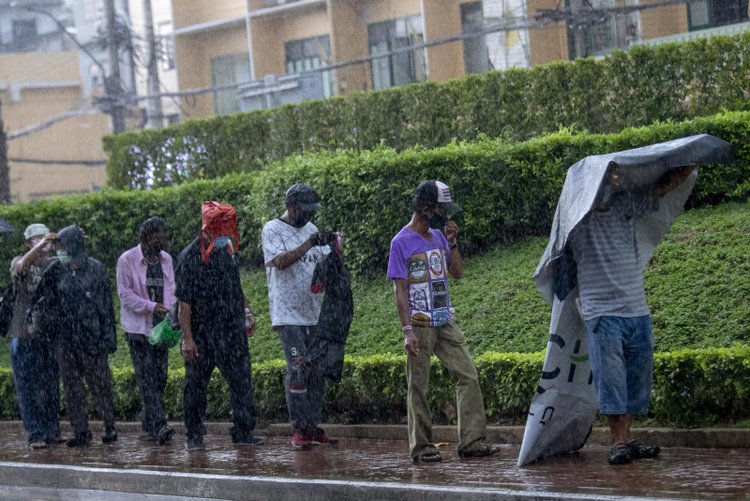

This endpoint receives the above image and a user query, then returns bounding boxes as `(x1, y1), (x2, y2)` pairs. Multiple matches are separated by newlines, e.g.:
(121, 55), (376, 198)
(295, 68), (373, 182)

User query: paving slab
(0, 423), (748, 500)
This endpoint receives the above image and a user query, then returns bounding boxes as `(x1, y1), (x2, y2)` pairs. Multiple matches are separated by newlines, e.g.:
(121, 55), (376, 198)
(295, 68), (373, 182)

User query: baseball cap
(285, 183), (321, 212)
(23, 223), (50, 241)
(414, 180), (461, 213)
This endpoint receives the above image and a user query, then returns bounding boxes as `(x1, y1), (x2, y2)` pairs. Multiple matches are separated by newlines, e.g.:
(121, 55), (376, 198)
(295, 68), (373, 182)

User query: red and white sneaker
(291, 428), (311, 449)
(308, 427), (338, 445)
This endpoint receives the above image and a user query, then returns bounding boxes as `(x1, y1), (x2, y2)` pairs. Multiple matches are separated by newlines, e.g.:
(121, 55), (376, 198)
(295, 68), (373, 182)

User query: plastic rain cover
(517, 134), (734, 466)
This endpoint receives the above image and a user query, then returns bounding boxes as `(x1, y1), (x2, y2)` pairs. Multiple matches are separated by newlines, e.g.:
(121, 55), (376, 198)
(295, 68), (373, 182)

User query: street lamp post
(9, 1), (127, 134)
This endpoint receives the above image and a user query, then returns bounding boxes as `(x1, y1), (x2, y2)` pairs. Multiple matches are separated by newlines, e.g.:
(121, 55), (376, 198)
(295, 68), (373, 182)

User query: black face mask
(290, 211), (313, 228)
(144, 243), (164, 257)
(429, 212), (447, 230)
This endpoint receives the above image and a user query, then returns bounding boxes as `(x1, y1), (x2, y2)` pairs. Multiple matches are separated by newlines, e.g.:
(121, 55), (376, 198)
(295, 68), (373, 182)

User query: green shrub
(2, 345), (747, 427)
(4, 111), (749, 280)
(104, 33), (750, 189)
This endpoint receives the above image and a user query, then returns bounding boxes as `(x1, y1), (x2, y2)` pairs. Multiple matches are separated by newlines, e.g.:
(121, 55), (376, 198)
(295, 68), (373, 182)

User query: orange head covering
(200, 201), (239, 264)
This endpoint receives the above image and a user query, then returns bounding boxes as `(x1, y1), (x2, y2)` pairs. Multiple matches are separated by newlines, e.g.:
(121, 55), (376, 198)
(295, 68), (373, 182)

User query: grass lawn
(1, 200), (747, 369)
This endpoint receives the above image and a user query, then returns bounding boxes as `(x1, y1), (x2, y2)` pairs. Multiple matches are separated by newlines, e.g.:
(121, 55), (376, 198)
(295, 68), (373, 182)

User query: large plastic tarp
(517, 134), (734, 466)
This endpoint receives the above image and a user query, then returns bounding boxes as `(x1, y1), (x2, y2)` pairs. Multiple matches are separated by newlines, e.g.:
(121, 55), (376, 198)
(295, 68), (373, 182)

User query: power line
(8, 157), (105, 166)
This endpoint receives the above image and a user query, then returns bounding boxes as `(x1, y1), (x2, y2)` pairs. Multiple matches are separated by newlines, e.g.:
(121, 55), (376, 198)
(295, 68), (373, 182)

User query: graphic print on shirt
(407, 249), (451, 327)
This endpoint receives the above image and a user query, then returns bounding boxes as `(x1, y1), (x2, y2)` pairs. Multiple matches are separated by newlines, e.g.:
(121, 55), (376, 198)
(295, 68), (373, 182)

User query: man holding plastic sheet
(519, 134), (734, 467)
(8, 224), (61, 449)
(387, 180), (500, 463)
(30, 224), (118, 447)
(176, 202), (262, 452)
(262, 183), (338, 449)
(116, 217), (176, 445)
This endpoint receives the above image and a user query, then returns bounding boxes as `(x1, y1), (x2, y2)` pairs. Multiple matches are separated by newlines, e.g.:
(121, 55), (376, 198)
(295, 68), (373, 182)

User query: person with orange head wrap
(175, 201), (262, 451)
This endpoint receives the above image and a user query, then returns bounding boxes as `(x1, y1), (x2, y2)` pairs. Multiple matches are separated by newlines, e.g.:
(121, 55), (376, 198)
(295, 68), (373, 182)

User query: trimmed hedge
(104, 33), (750, 189)
(1, 345), (747, 427)
(3, 111), (749, 279)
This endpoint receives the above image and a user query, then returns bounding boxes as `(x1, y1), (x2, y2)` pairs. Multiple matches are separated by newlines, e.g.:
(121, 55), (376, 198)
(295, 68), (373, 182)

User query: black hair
(139, 217), (168, 243)
(412, 180), (438, 213)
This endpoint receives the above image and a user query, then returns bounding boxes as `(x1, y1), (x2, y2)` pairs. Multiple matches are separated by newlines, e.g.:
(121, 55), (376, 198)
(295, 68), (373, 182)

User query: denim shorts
(585, 315), (654, 416)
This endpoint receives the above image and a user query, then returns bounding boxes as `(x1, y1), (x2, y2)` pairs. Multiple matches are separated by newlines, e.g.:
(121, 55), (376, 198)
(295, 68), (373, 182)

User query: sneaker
(29, 440), (48, 450)
(233, 435), (265, 446)
(186, 436), (206, 451)
(157, 425), (175, 446)
(627, 439), (660, 459)
(458, 441), (502, 458)
(102, 427), (118, 444)
(66, 431), (92, 448)
(307, 427), (337, 445)
(608, 442), (633, 465)
(291, 428), (311, 449)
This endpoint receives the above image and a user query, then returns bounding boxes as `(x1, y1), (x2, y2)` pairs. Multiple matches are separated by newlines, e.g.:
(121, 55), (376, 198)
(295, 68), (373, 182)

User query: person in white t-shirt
(262, 183), (336, 449)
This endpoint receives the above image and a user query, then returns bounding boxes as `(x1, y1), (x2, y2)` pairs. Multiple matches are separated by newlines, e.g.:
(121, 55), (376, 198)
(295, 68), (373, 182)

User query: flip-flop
(414, 450), (442, 463)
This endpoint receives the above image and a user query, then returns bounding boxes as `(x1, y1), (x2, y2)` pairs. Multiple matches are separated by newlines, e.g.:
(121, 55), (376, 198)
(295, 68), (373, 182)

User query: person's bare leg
(608, 414), (632, 444)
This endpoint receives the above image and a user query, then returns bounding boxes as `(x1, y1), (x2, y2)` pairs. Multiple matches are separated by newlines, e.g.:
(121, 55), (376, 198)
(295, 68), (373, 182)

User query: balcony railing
(633, 21), (750, 46)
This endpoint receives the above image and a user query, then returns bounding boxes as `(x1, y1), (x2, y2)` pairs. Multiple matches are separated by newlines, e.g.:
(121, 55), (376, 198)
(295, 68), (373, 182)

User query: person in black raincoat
(30, 224), (118, 447)
(176, 201), (262, 452)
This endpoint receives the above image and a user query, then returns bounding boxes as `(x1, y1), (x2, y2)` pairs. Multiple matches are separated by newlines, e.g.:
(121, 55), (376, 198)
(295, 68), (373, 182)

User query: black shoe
(102, 427), (118, 444)
(608, 443), (633, 465)
(233, 435), (264, 446)
(157, 425), (175, 445)
(67, 431), (92, 448)
(627, 439), (660, 459)
(186, 436), (206, 451)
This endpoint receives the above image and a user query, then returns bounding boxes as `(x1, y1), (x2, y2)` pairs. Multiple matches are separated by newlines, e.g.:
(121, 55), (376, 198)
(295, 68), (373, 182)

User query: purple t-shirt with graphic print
(387, 226), (453, 327)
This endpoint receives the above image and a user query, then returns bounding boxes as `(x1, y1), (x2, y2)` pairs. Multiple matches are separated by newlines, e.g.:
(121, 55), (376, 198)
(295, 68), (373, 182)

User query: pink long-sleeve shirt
(116, 244), (176, 336)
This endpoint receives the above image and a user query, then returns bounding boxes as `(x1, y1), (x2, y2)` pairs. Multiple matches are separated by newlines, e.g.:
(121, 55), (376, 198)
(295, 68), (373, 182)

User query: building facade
(0, 0), (110, 202)
(170, 0), (749, 119)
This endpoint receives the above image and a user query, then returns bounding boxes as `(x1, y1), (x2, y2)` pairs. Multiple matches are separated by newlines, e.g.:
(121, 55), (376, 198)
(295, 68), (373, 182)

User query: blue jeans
(585, 315), (654, 416)
(10, 337), (60, 443)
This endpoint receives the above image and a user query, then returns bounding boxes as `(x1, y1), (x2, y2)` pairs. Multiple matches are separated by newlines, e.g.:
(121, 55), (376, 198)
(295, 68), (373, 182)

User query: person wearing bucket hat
(29, 224), (119, 447)
(8, 223), (61, 450)
(175, 202), (262, 452)
(262, 183), (339, 449)
(387, 180), (500, 462)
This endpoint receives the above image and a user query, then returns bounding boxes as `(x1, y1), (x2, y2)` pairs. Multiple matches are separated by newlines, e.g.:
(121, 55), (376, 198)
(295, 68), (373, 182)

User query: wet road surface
(0, 426), (748, 499)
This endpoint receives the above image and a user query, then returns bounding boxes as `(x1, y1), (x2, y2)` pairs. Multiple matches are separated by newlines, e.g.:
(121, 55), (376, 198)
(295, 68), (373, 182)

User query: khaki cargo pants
(407, 320), (487, 458)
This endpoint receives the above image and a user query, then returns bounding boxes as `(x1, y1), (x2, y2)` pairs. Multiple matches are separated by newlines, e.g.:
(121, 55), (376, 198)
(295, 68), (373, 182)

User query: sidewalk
(0, 422), (748, 500)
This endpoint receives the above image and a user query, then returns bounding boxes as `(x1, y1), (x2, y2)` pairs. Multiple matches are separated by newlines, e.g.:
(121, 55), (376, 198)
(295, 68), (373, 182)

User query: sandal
(413, 450), (442, 463)
(608, 442), (632, 465)
(458, 442), (501, 458)
(627, 439), (660, 459)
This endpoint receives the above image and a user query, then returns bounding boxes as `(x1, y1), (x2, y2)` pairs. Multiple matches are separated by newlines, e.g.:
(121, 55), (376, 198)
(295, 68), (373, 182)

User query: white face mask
(56, 250), (71, 263)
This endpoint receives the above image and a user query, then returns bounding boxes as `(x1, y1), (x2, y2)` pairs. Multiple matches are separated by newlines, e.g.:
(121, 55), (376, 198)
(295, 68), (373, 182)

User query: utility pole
(142, 0), (163, 129)
(0, 100), (10, 203)
(105, 0), (126, 133)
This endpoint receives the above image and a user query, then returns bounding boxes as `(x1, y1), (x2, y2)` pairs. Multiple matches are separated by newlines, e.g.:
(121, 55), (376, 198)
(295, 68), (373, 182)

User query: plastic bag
(149, 318), (181, 348)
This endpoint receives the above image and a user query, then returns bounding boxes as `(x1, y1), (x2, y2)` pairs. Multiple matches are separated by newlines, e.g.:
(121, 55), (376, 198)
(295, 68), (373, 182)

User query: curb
(2, 421), (749, 448)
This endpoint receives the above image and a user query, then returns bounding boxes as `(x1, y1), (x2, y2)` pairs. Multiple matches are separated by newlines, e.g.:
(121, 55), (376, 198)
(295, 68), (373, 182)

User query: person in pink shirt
(116, 217), (176, 445)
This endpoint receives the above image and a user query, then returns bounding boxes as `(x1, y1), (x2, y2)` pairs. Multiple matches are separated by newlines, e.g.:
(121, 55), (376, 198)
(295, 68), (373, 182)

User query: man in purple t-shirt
(387, 180), (500, 463)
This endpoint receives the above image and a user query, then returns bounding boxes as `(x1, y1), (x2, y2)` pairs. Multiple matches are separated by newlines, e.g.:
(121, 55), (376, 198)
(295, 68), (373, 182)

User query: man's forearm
(178, 301), (193, 340)
(270, 239), (313, 271)
(655, 166), (695, 198)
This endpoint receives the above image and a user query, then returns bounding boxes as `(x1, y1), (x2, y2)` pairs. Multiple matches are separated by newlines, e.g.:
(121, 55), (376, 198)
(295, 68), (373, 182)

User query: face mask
(601, 185), (613, 205)
(144, 243), (164, 256)
(290, 212), (313, 228)
(214, 236), (231, 249)
(429, 212), (447, 230)
(56, 250), (71, 264)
